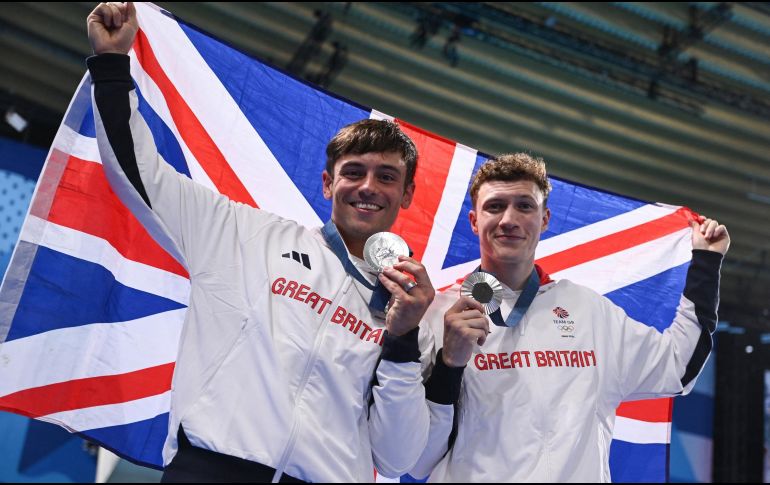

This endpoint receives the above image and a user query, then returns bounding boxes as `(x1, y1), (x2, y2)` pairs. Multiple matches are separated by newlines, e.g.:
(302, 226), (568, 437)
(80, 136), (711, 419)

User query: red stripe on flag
(616, 398), (673, 423)
(0, 363), (175, 419)
(391, 120), (456, 261)
(133, 29), (257, 207)
(47, 154), (189, 278)
(536, 207), (695, 274)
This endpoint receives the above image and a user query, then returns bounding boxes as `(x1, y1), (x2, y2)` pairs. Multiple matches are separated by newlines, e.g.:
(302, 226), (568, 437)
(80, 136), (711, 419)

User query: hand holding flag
(691, 217), (730, 255)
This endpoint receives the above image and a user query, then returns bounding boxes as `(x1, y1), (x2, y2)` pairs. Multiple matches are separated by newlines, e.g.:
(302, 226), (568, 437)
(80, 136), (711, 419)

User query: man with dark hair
(87, 3), (434, 482)
(411, 153), (729, 482)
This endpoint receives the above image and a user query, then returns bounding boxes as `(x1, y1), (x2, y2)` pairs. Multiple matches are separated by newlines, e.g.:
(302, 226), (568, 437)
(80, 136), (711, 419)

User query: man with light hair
(411, 153), (729, 482)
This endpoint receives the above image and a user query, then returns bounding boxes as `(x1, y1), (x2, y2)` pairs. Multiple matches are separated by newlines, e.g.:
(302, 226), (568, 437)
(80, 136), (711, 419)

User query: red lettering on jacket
(473, 349), (598, 371)
(331, 306), (347, 324)
(316, 297), (332, 314)
(327, 306), (383, 346)
(270, 278), (397, 349)
(366, 328), (383, 345)
(294, 284), (310, 302)
(359, 322), (372, 340)
(282, 280), (298, 298)
(271, 277), (286, 294)
(306, 291), (320, 308)
(269, 278), (336, 317)
(342, 313), (358, 331)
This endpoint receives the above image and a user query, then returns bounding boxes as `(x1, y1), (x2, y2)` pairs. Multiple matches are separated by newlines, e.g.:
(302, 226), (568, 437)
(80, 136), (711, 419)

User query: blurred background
(0, 2), (768, 482)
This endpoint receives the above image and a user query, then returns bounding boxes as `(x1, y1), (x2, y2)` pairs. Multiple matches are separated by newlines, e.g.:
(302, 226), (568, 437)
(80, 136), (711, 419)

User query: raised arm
(608, 217), (729, 403)
(87, 2), (276, 273)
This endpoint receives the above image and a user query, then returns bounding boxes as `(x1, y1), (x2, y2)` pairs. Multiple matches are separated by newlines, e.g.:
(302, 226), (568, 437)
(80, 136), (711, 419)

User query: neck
(334, 221), (365, 259)
(482, 257), (534, 291)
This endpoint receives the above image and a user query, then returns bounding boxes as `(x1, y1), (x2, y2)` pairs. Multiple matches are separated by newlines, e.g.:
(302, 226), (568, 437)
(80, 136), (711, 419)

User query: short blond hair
(470, 153), (551, 207)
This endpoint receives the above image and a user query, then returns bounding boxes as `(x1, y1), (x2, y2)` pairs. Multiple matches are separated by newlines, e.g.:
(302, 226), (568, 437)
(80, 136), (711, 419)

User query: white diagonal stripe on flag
(19, 215), (190, 306)
(40, 392), (171, 432)
(136, 7), (322, 228)
(0, 309), (184, 396)
(551, 227), (691, 295)
(422, 144), (477, 275)
(613, 416), (671, 445)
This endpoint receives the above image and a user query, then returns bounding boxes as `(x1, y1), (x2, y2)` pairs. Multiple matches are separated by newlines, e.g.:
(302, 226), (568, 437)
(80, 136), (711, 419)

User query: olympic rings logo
(557, 325), (574, 332)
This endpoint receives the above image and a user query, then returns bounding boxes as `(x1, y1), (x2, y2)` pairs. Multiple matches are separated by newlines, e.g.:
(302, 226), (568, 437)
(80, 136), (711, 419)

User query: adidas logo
(282, 251), (311, 270)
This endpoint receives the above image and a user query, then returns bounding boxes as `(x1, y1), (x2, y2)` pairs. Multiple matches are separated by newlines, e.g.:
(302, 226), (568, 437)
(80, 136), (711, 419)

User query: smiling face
(322, 151), (414, 257)
(470, 179), (550, 273)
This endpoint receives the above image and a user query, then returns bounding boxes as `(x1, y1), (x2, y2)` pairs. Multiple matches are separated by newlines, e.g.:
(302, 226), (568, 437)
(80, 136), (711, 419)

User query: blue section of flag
(610, 440), (668, 483)
(62, 81), (95, 139)
(178, 22), (370, 223)
(82, 413), (169, 469)
(135, 84), (191, 178)
(545, 178), (647, 240)
(442, 153), (487, 270)
(79, 106), (96, 138)
(605, 262), (689, 333)
(6, 247), (186, 342)
(400, 473), (428, 483)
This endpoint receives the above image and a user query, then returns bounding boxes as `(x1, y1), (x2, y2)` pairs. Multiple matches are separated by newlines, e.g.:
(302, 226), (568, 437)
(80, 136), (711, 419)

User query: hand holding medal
(364, 232), (434, 337)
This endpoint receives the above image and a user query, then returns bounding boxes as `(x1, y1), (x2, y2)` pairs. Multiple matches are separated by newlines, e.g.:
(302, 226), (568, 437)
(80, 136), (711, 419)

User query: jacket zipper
(271, 276), (353, 482)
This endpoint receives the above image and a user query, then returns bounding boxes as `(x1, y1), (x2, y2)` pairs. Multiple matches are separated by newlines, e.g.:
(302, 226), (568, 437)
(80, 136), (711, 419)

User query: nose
(358, 171), (377, 196)
(499, 205), (519, 231)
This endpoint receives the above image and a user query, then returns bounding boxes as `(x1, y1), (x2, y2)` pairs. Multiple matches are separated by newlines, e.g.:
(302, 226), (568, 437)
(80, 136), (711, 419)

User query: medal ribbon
(321, 220), (391, 312)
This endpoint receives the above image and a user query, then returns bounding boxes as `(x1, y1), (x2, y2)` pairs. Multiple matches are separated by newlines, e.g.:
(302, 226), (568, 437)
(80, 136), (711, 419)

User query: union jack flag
(0, 3), (694, 481)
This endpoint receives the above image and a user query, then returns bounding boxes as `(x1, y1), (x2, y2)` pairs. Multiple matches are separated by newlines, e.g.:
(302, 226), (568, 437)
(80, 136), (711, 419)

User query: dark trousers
(161, 426), (305, 483)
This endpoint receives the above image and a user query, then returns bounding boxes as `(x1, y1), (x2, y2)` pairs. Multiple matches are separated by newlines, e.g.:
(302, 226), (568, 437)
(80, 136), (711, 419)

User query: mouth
(495, 234), (525, 242)
(350, 201), (384, 212)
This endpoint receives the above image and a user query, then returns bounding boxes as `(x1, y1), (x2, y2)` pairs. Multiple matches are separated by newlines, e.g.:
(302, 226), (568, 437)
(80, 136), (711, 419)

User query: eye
(342, 169), (363, 179)
(379, 173), (397, 183)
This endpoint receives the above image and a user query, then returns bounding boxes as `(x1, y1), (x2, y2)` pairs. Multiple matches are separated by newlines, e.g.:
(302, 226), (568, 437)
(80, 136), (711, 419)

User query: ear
(322, 171), (333, 200)
(400, 182), (415, 209)
(541, 207), (551, 234)
(469, 209), (479, 235)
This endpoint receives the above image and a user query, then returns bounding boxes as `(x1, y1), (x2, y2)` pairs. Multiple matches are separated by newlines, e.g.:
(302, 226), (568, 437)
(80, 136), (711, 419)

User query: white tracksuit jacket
(87, 54), (431, 482)
(411, 254), (721, 482)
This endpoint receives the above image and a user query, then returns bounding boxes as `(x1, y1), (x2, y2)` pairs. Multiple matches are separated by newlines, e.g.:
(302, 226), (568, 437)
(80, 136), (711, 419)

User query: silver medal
(461, 272), (504, 314)
(364, 232), (409, 273)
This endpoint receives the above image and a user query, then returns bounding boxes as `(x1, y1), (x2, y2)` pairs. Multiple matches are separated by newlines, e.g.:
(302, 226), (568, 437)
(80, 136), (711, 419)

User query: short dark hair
(325, 119), (418, 186)
(470, 153), (552, 207)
